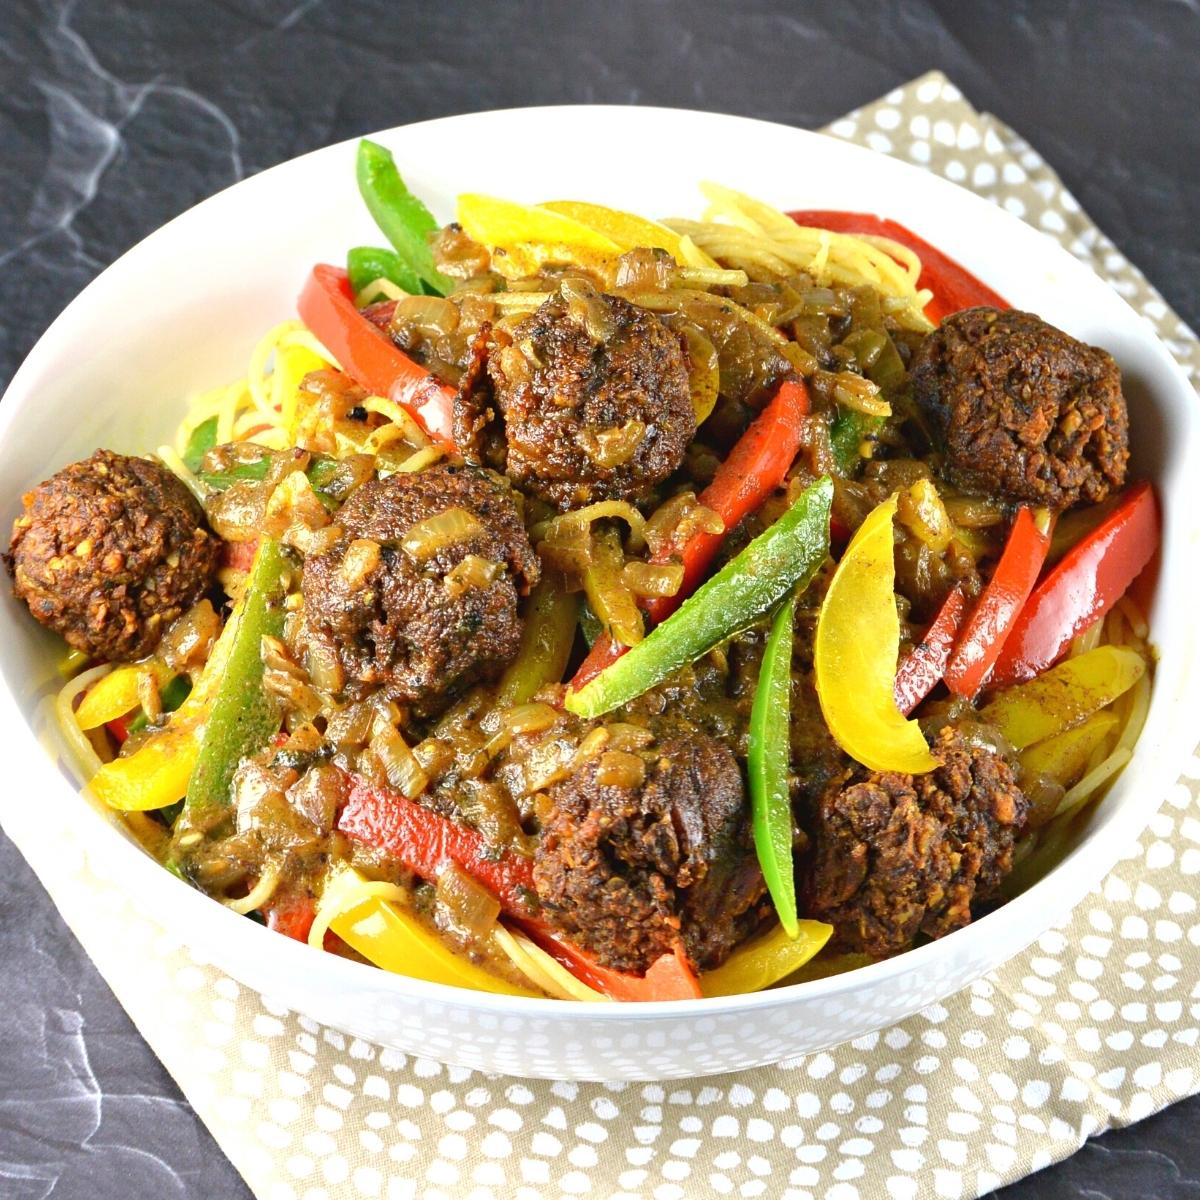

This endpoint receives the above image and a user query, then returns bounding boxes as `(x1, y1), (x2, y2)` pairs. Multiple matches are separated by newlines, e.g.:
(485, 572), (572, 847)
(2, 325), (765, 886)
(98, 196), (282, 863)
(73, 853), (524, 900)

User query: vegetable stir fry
(12, 142), (1159, 1001)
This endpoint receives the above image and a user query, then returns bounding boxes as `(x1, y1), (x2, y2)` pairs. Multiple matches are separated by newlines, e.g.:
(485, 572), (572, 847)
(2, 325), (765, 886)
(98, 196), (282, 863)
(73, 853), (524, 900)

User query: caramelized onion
(339, 538), (381, 589)
(401, 507), (482, 561)
(435, 862), (501, 939)
(501, 702), (560, 737)
(392, 294), (460, 338)
(159, 600), (220, 675)
(520, 735), (580, 795)
(614, 247), (675, 291)
(621, 560), (685, 599)
(644, 491), (724, 557)
(603, 723), (655, 752)
(532, 501), (648, 553)
(325, 699), (376, 749)
(943, 496), (1006, 528)
(576, 419), (647, 468)
(559, 277), (616, 343)
(443, 554), (502, 599)
(305, 639), (345, 695)
(897, 479), (954, 554)
(595, 750), (646, 790)
(369, 726), (429, 799)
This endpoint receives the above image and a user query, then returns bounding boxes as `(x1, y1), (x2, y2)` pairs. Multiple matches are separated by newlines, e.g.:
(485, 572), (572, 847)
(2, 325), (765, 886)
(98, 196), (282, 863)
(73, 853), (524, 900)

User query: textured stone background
(1, 2), (1198, 1197)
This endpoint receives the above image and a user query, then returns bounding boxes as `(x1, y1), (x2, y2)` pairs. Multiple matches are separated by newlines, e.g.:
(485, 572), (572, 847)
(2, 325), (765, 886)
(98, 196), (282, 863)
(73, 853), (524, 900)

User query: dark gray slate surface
(1, 2), (1198, 1197)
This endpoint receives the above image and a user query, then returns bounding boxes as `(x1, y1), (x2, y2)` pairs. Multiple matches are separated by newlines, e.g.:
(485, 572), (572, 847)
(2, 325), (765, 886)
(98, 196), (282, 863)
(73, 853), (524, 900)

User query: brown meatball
(487, 288), (695, 510)
(533, 732), (767, 973)
(911, 307), (1128, 509)
(802, 728), (1027, 959)
(301, 465), (538, 711)
(7, 450), (219, 661)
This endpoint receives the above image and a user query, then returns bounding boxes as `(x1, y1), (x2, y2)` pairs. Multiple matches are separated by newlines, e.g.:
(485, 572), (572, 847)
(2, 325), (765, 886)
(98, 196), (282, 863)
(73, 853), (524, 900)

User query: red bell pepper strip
(787, 210), (1009, 324)
(644, 377), (810, 624)
(264, 892), (317, 943)
(944, 507), (1054, 698)
(894, 585), (969, 714)
(569, 632), (627, 693)
(337, 775), (538, 917)
(106, 715), (132, 744)
(990, 482), (1159, 688)
(296, 264), (457, 448)
(523, 923), (702, 1001)
(336, 775), (700, 999)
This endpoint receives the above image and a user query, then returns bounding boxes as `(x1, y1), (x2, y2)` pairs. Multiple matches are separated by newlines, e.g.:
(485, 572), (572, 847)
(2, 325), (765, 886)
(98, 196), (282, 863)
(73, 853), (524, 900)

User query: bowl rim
(2, 102), (1198, 1021)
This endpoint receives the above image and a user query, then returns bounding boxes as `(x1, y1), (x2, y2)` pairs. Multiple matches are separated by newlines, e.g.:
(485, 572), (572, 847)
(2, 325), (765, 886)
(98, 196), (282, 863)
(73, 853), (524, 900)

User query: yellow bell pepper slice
(1018, 710), (1119, 787)
(89, 727), (201, 813)
(75, 659), (174, 730)
(89, 585), (244, 811)
(321, 868), (538, 998)
(457, 194), (621, 278)
(979, 645), (1145, 750)
(814, 493), (939, 774)
(784, 951), (875, 985)
(700, 920), (833, 997)
(539, 200), (692, 261)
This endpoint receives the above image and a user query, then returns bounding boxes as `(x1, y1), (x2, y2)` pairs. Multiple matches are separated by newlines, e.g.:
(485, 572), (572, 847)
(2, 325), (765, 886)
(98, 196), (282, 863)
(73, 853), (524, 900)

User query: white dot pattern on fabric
(5, 70), (1200, 1200)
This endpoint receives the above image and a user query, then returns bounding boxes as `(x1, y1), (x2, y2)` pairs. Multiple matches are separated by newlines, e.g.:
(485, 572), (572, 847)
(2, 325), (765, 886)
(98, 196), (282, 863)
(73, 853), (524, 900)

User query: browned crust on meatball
(487, 291), (696, 510)
(533, 732), (768, 973)
(301, 464), (538, 712)
(802, 728), (1027, 959)
(6, 449), (219, 660)
(911, 307), (1129, 509)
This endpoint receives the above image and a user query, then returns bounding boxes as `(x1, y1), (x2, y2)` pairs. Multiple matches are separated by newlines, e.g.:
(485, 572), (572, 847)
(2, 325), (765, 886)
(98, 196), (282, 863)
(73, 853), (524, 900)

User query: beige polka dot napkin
(5, 71), (1200, 1200)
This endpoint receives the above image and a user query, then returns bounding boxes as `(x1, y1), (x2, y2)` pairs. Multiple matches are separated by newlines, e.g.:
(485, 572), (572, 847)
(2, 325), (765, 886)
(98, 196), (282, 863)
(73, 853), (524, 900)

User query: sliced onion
(621, 560), (685, 599)
(392, 294), (460, 338)
(401, 507), (482, 561)
(369, 726), (429, 799)
(435, 862), (501, 940)
(595, 750), (646, 789)
(576, 419), (646, 469)
(643, 491), (723, 556)
(559, 277), (616, 343)
(443, 554), (502, 599)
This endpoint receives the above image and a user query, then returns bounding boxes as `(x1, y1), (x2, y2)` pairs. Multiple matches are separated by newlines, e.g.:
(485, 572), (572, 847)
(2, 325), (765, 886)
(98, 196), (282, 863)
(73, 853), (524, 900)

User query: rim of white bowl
(2, 104), (1198, 1022)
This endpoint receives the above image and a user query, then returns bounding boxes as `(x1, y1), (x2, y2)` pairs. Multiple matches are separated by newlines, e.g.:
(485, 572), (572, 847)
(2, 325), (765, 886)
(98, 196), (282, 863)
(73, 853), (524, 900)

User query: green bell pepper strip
(347, 245), (423, 297)
(748, 591), (800, 937)
(198, 451), (341, 512)
(126, 674), (192, 737)
(565, 476), (832, 719)
(182, 416), (218, 473)
(578, 602), (603, 649)
(356, 139), (452, 296)
(175, 539), (290, 832)
(829, 408), (883, 476)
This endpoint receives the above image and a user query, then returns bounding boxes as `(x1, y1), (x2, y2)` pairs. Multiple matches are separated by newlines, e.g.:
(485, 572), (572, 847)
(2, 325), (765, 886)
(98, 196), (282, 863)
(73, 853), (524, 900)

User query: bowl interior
(1, 106), (1197, 1027)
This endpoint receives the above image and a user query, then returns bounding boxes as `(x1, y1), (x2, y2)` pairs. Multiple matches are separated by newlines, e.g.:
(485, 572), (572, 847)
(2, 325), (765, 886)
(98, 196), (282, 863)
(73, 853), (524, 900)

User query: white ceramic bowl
(2, 107), (1197, 1082)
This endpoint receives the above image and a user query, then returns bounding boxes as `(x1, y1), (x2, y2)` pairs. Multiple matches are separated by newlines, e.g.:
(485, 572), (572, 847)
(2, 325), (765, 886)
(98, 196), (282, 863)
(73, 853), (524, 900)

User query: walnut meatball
(533, 731), (768, 973)
(911, 307), (1129, 509)
(300, 464), (538, 713)
(487, 286), (695, 510)
(7, 449), (219, 660)
(802, 728), (1027, 958)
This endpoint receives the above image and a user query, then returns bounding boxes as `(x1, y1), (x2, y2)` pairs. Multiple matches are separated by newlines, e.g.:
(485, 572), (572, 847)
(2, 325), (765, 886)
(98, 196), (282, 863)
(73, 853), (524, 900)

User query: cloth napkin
(5, 71), (1200, 1200)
